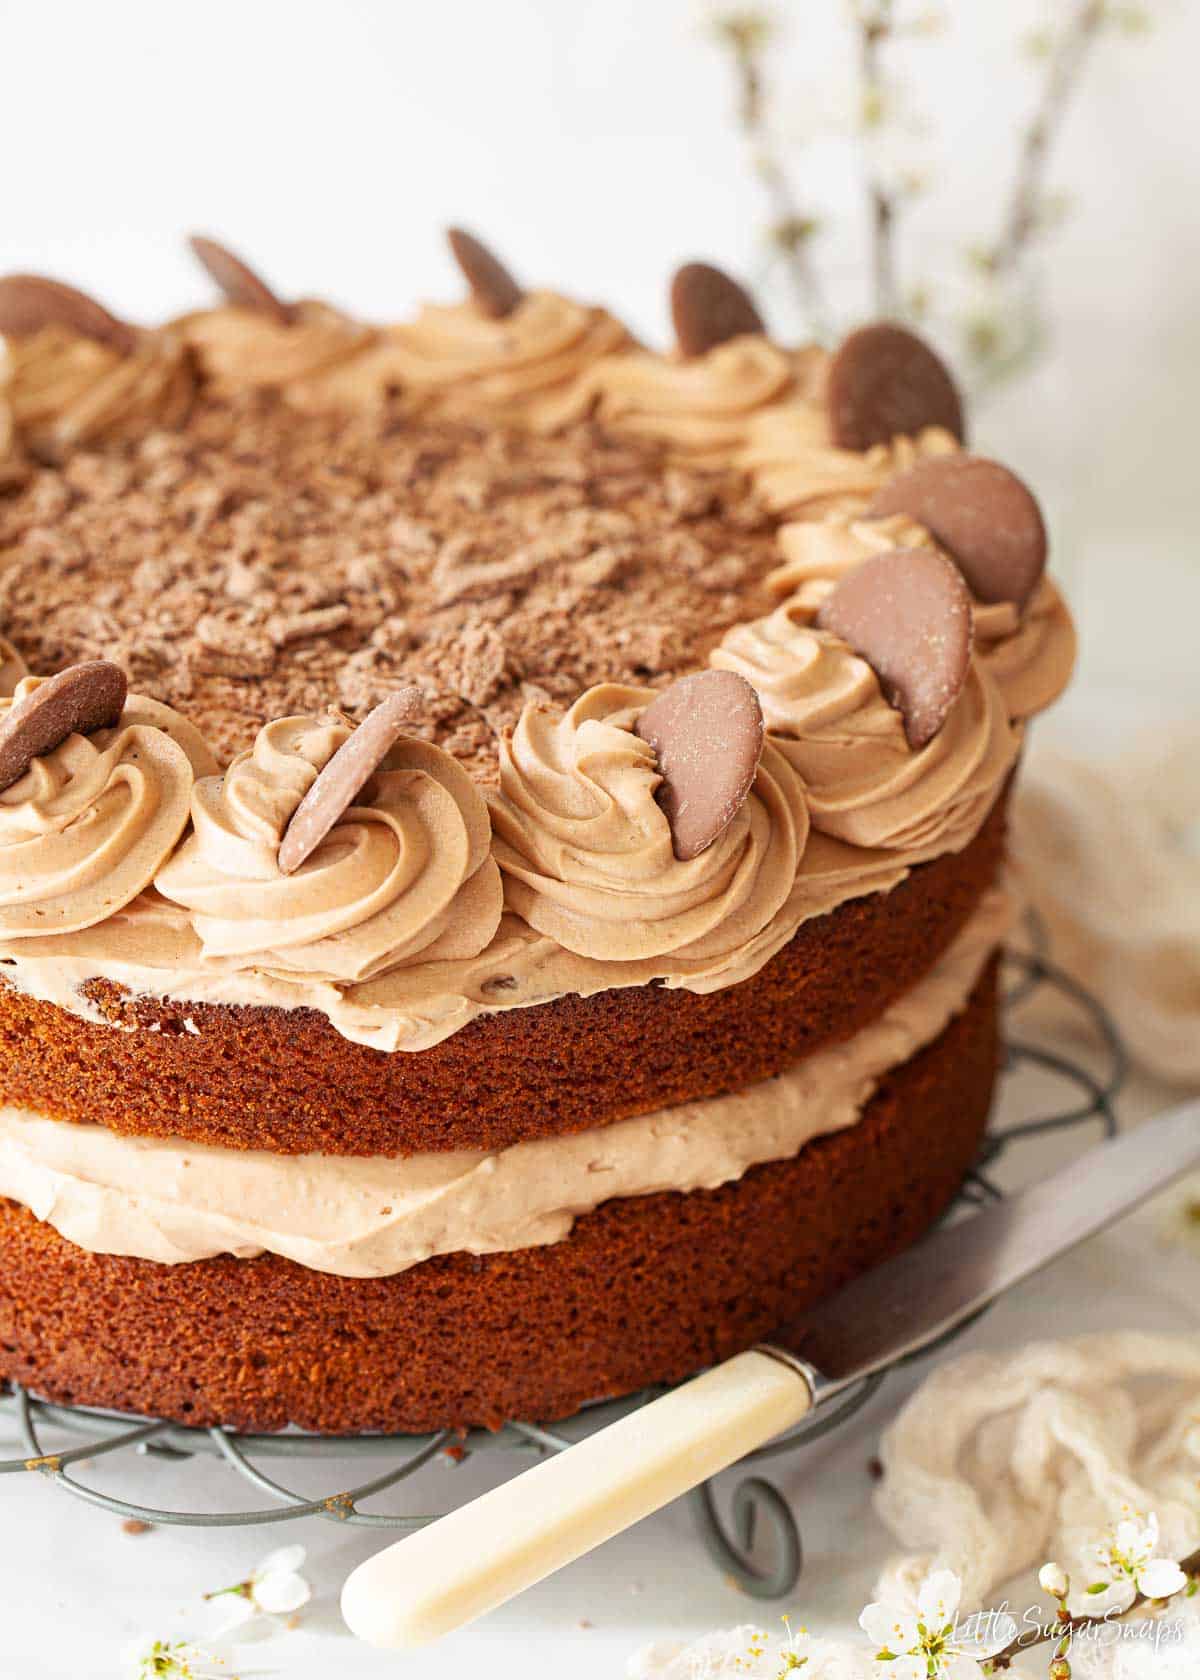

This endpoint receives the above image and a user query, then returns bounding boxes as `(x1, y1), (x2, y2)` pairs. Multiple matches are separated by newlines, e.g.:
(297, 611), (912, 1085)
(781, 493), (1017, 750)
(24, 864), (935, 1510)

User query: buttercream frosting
(0, 651), (1012, 1050)
(712, 589), (1020, 853)
(0, 681), (215, 940)
(154, 712), (502, 984)
(380, 290), (632, 429)
(768, 511), (1077, 721)
(487, 682), (810, 963)
(0, 325), (196, 460)
(175, 299), (409, 411)
(0, 636), (28, 697)
(0, 272), (1064, 1053)
(739, 404), (961, 518)
(0, 888), (1011, 1276)
(582, 336), (826, 462)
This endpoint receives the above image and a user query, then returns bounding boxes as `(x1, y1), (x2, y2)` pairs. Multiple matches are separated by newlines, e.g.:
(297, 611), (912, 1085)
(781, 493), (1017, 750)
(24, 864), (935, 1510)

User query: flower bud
(1039, 1562), (1070, 1600)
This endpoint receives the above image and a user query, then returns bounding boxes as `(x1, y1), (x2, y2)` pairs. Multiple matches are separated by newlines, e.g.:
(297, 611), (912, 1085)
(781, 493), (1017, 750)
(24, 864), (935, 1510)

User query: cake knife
(342, 1100), (1200, 1647)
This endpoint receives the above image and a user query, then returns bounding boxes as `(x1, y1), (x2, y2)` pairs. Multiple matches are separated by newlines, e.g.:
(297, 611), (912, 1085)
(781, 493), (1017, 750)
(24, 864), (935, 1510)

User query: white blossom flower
(860, 1569), (1011, 1678)
(121, 1635), (228, 1679)
(204, 1542), (311, 1626)
(1085, 1512), (1189, 1610)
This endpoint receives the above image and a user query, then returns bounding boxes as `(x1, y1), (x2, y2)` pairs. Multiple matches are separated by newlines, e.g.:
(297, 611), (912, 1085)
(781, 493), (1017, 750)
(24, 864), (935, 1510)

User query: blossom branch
(990, 0), (1106, 274)
(856, 1), (897, 315)
(709, 12), (831, 338)
(981, 1544), (1200, 1673)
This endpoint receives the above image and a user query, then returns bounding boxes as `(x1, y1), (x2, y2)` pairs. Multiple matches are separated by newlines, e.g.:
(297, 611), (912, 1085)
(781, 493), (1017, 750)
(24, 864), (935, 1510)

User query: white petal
(1102, 1581), (1138, 1615)
(254, 1543), (306, 1579)
(252, 1569), (312, 1615)
(860, 1600), (912, 1649)
(960, 1609), (1019, 1657)
(945, 1657), (989, 1680)
(1114, 1517), (1144, 1557)
(120, 1634), (159, 1667)
(1138, 1559), (1188, 1600)
(202, 1594), (257, 1638)
(890, 1659), (932, 1680)
(917, 1567), (962, 1625)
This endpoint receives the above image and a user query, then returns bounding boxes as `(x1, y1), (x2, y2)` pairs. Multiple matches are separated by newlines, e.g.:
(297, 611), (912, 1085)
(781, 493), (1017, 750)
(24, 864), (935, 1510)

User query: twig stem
(993, 0), (1106, 273)
(858, 4), (897, 315)
(983, 1546), (1200, 1672)
(719, 20), (831, 338)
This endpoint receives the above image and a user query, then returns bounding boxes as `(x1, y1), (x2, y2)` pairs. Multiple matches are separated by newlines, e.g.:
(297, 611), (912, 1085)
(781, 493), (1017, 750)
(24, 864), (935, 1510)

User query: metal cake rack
(0, 916), (1126, 1599)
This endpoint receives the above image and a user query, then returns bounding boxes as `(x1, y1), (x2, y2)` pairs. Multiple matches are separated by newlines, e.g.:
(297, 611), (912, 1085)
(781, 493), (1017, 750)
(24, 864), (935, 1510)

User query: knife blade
(777, 1097), (1200, 1392)
(342, 1100), (1200, 1648)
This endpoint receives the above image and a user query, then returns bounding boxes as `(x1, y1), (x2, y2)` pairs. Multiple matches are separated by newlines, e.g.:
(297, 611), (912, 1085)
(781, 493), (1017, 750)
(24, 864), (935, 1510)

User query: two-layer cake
(0, 239), (1074, 1431)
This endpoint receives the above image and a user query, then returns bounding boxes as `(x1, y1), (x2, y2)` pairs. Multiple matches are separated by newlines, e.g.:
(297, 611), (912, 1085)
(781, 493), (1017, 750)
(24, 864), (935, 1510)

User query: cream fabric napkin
(874, 1331), (1200, 1611)
(1012, 726), (1200, 1086)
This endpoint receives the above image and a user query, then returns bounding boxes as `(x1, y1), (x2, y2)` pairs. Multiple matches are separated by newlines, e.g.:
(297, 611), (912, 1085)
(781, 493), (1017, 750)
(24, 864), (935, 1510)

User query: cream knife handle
(341, 1347), (815, 1648)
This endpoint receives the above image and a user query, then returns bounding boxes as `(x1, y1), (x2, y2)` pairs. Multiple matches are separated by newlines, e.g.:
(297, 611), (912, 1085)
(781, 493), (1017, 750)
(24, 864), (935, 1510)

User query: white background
(3, 0), (1198, 702)
(1, 1), (1197, 1673)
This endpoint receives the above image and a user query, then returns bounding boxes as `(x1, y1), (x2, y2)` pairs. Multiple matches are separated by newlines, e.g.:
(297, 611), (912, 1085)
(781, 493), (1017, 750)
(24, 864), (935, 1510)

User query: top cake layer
(0, 238), (1076, 1055)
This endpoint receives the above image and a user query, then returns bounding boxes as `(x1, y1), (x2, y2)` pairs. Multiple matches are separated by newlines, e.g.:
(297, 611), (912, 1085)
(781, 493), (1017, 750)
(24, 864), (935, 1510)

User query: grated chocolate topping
(0, 392), (781, 778)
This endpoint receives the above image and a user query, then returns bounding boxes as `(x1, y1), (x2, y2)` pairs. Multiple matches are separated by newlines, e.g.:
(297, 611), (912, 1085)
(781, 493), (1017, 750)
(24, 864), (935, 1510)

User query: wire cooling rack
(0, 919), (1126, 1598)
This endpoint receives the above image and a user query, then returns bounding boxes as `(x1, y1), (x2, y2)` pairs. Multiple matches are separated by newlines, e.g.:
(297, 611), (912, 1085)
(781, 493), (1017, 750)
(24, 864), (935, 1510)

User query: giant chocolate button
(816, 548), (972, 750)
(446, 228), (523, 320)
(277, 687), (423, 876)
(0, 661), (128, 794)
(0, 276), (139, 356)
(827, 322), (965, 451)
(868, 454), (1047, 610)
(670, 262), (765, 357)
(188, 236), (295, 326)
(635, 670), (764, 862)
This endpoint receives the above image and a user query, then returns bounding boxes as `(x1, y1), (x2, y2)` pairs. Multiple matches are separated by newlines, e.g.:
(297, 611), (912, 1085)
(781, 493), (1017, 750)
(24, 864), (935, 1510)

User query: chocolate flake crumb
(0, 393), (780, 779)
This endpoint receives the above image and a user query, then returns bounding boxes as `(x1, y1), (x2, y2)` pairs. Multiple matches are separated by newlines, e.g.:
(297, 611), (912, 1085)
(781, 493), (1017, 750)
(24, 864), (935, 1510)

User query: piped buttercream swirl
(487, 683), (810, 963)
(769, 512), (1076, 721)
(712, 589), (1020, 854)
(155, 713), (502, 983)
(1, 326), (196, 461)
(382, 291), (632, 429)
(582, 336), (827, 462)
(0, 682), (215, 938)
(740, 403), (961, 517)
(0, 637), (28, 698)
(175, 300), (407, 411)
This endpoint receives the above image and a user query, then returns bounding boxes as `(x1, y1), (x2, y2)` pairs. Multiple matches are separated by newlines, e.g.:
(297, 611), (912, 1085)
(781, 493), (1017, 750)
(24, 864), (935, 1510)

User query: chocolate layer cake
(0, 237), (1075, 1431)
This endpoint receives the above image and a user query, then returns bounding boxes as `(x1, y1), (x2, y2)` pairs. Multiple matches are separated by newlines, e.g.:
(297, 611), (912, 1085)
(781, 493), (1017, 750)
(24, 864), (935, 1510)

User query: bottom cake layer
(0, 958), (999, 1434)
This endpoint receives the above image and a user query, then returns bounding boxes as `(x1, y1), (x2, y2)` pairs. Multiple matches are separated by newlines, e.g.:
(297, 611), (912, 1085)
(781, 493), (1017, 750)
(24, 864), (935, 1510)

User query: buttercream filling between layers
(0, 887), (1010, 1278)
